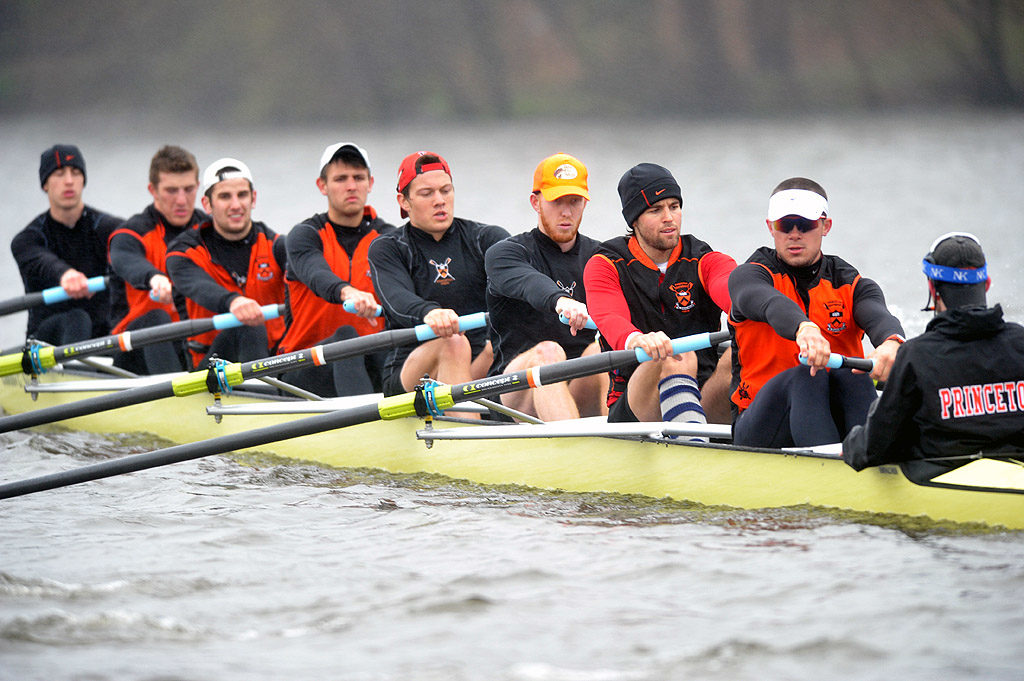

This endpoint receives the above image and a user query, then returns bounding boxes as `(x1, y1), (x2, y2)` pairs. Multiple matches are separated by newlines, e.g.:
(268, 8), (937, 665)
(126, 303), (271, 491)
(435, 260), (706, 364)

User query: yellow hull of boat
(2, 371), (1021, 530)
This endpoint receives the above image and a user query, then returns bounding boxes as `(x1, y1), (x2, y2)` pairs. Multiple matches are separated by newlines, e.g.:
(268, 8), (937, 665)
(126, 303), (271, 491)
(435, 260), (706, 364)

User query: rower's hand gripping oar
(0, 312), (488, 436)
(0, 276), (108, 317)
(558, 314), (598, 331)
(342, 300), (383, 317)
(0, 329), (728, 500)
(798, 354), (875, 372)
(0, 304), (285, 378)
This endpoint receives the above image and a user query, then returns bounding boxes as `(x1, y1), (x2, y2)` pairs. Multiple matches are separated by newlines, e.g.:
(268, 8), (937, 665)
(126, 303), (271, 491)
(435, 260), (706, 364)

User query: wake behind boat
(1, 364), (1021, 530)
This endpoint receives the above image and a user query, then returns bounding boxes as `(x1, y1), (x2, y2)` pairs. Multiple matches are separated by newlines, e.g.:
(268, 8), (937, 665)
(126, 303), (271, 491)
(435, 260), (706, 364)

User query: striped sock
(658, 373), (708, 443)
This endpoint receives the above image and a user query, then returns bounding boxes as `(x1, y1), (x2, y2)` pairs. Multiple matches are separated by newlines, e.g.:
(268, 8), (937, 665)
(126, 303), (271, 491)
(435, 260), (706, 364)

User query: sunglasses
(772, 216), (821, 233)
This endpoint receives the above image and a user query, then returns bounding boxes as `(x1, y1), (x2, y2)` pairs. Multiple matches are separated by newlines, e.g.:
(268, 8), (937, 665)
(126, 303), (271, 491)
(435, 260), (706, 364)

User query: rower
(583, 163), (735, 427)
(728, 177), (905, 448)
(276, 142), (396, 396)
(107, 145), (208, 374)
(166, 158), (288, 368)
(843, 233), (1024, 470)
(484, 153), (607, 421)
(367, 151), (509, 414)
(11, 144), (122, 345)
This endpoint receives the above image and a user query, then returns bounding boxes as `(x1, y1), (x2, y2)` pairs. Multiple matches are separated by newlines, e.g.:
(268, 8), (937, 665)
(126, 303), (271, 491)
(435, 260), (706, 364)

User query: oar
(0, 304), (284, 378)
(0, 312), (488, 435)
(0, 329), (729, 499)
(0, 276), (108, 317)
(342, 300), (383, 316)
(799, 354), (875, 372)
(558, 313), (598, 330)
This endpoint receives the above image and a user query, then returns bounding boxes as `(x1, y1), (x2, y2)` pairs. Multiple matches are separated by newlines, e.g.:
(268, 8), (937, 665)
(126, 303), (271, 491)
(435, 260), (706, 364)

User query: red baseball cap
(396, 151), (451, 193)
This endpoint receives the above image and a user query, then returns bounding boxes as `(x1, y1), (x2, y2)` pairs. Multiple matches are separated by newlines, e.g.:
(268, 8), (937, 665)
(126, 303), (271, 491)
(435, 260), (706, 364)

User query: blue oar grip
(41, 276), (106, 304)
(633, 332), (713, 362)
(558, 313), (598, 330)
(799, 354), (876, 371)
(414, 312), (488, 342)
(342, 300), (383, 317)
(212, 304), (282, 330)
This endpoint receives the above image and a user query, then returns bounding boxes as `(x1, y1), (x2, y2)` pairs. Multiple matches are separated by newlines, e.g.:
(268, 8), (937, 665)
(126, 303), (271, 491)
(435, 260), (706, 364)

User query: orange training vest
(277, 221), (382, 354)
(178, 229), (286, 366)
(109, 222), (181, 334)
(730, 259), (865, 412)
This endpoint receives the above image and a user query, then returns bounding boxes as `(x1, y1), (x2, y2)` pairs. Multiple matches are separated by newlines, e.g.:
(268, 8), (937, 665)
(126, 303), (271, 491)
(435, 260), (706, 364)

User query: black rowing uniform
(843, 304), (1024, 471)
(367, 217), (509, 394)
(11, 205), (122, 338)
(485, 227), (600, 375)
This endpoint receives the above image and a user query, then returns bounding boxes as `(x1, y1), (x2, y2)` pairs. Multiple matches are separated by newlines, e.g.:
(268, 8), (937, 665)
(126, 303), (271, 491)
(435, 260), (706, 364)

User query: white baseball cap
(767, 188), (829, 221)
(202, 157), (253, 193)
(319, 142), (370, 176)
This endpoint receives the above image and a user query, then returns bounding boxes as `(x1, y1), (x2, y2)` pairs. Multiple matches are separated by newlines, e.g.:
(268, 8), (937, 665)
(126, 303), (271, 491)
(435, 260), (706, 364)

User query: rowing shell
(2, 367), (1021, 530)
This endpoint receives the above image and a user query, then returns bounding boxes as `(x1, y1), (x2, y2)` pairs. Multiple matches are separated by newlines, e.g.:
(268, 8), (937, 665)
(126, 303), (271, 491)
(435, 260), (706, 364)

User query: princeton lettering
(938, 380), (1024, 419)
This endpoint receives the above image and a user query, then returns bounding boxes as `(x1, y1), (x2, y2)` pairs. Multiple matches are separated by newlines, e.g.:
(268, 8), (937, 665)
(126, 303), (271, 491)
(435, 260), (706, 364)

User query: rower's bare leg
(700, 347), (732, 425)
(400, 335), (479, 419)
(568, 341), (608, 417)
(625, 352), (698, 422)
(469, 341), (493, 380)
(500, 341), (578, 421)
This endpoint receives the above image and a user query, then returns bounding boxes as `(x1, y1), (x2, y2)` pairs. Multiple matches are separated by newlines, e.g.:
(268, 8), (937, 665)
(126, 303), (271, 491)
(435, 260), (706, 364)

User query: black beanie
(928, 235), (987, 309)
(39, 144), (86, 187)
(617, 163), (682, 227)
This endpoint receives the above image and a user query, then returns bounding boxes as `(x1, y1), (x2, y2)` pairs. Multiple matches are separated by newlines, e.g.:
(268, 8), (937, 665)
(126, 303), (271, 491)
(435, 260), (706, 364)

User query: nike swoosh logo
(655, 188), (666, 196)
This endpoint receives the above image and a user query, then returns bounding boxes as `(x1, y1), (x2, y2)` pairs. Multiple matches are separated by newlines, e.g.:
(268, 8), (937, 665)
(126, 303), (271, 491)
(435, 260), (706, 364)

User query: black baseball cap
(923, 232), (988, 309)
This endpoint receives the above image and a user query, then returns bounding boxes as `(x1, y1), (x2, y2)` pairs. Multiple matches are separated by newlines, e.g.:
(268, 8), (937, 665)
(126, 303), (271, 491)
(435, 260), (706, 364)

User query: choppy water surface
(1, 113), (1023, 679)
(2, 430), (1022, 681)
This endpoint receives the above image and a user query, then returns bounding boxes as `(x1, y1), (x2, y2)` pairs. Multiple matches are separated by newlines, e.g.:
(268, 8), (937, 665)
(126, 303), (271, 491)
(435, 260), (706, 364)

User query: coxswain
(843, 233), (1024, 470)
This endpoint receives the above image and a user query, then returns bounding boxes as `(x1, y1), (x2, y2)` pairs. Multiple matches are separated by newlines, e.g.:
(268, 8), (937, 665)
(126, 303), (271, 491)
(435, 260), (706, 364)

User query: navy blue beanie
(617, 163), (682, 227)
(39, 144), (86, 187)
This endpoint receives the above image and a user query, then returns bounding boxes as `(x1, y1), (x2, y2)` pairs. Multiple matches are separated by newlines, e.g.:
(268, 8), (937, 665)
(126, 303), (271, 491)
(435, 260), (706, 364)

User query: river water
(0, 113), (1023, 680)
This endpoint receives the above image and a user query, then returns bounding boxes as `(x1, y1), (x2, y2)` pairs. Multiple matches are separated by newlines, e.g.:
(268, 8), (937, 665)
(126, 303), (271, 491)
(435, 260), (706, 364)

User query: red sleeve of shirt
(698, 250), (736, 315)
(583, 254), (638, 351)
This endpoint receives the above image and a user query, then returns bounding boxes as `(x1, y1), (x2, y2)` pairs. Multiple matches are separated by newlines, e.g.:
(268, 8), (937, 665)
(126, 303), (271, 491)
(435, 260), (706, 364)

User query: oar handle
(799, 354), (875, 372)
(558, 313), (598, 331)
(212, 304), (282, 330)
(342, 300), (383, 317)
(415, 312), (488, 341)
(633, 331), (730, 362)
(41, 276), (107, 304)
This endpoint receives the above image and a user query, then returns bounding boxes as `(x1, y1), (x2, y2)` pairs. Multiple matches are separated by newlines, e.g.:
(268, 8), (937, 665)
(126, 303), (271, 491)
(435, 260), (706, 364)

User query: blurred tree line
(1, 0), (1021, 125)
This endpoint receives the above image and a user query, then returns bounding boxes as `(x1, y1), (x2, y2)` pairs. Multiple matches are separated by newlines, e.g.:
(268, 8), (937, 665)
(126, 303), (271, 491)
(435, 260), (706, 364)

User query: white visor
(767, 189), (828, 221)
(203, 157), (253, 193)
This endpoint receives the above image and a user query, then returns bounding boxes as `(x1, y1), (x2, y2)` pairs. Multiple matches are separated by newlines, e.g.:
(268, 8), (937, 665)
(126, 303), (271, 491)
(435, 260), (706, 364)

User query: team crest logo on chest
(429, 257), (455, 284)
(255, 259), (275, 282)
(669, 281), (695, 311)
(823, 300), (847, 334)
(556, 279), (577, 297)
